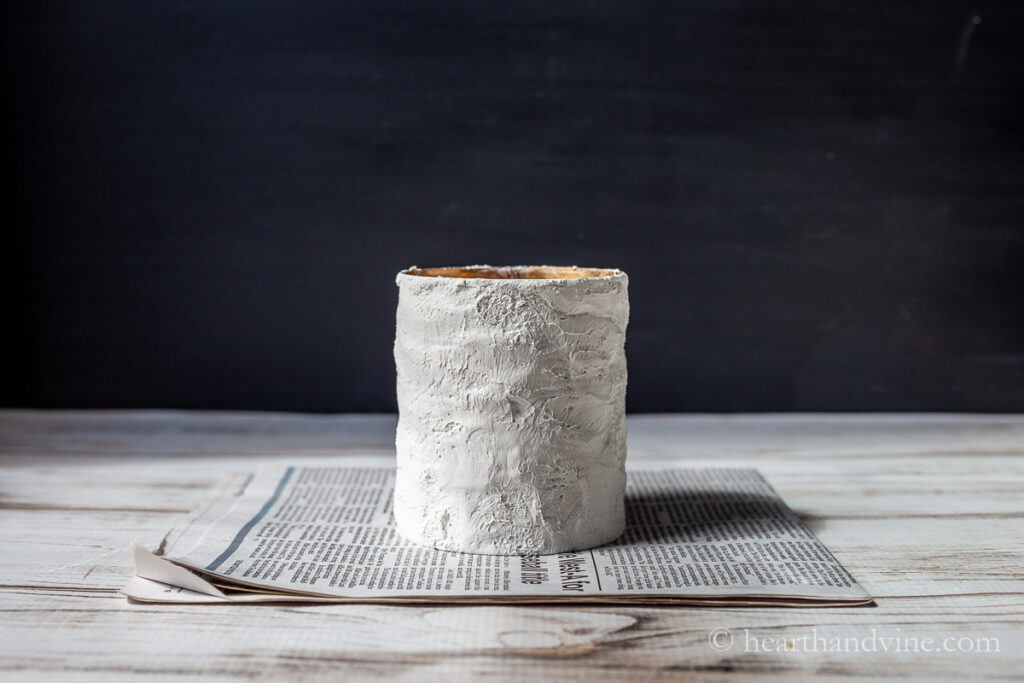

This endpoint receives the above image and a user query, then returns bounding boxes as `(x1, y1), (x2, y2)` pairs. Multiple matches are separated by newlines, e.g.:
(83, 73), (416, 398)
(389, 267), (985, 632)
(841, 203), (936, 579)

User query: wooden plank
(3, 453), (1023, 516)
(5, 411), (1024, 458)
(0, 590), (1018, 681)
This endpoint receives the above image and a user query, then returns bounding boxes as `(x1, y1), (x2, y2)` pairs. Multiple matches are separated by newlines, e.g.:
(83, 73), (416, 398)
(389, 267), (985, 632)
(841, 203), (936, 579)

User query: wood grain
(1, 411), (1022, 680)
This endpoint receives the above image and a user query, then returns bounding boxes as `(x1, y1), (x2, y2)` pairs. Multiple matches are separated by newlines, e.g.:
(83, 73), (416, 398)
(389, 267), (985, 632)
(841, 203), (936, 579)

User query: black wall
(4, 1), (1023, 413)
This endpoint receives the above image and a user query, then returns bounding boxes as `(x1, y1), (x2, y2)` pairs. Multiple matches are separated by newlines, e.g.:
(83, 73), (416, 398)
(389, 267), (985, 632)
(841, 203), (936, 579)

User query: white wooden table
(1, 411), (1022, 681)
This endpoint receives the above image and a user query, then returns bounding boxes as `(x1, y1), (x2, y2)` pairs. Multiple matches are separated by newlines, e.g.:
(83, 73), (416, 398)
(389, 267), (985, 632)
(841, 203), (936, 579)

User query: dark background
(4, 1), (1023, 413)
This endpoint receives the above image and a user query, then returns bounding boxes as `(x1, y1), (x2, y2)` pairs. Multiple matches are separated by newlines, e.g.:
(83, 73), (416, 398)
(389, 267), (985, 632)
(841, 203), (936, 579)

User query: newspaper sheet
(123, 466), (872, 606)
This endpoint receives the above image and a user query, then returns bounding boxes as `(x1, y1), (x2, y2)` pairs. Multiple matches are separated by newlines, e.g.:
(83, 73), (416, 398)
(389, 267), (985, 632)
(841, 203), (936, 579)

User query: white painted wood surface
(1, 411), (1022, 681)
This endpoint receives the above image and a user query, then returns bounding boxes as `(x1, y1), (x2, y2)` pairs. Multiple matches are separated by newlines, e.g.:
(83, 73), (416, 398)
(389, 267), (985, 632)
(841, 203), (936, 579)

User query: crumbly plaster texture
(393, 266), (629, 555)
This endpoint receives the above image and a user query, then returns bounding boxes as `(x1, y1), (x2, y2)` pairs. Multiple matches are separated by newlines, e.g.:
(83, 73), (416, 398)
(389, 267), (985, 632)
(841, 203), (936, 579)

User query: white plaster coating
(393, 265), (629, 555)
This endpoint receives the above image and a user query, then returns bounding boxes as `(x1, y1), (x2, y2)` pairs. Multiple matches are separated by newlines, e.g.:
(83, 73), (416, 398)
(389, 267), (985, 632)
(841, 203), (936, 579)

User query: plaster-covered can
(393, 265), (629, 555)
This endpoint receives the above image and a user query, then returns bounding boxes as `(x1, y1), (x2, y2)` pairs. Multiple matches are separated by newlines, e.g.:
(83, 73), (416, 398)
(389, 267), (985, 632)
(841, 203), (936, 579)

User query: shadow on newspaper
(621, 486), (792, 546)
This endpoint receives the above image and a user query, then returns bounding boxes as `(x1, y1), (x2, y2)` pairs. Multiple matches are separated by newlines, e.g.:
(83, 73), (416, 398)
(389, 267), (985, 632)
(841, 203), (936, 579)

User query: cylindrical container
(393, 265), (629, 555)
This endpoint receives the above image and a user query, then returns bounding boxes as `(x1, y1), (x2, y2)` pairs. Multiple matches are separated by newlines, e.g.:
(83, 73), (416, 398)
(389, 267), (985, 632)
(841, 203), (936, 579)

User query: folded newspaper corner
(122, 466), (873, 607)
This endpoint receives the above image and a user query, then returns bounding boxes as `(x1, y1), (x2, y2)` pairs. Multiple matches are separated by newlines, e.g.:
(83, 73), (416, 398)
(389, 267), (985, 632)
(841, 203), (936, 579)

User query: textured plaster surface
(394, 267), (629, 554)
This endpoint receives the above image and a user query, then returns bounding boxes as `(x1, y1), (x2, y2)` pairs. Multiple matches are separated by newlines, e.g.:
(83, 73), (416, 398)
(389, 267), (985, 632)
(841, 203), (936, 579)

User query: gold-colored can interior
(404, 265), (620, 280)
